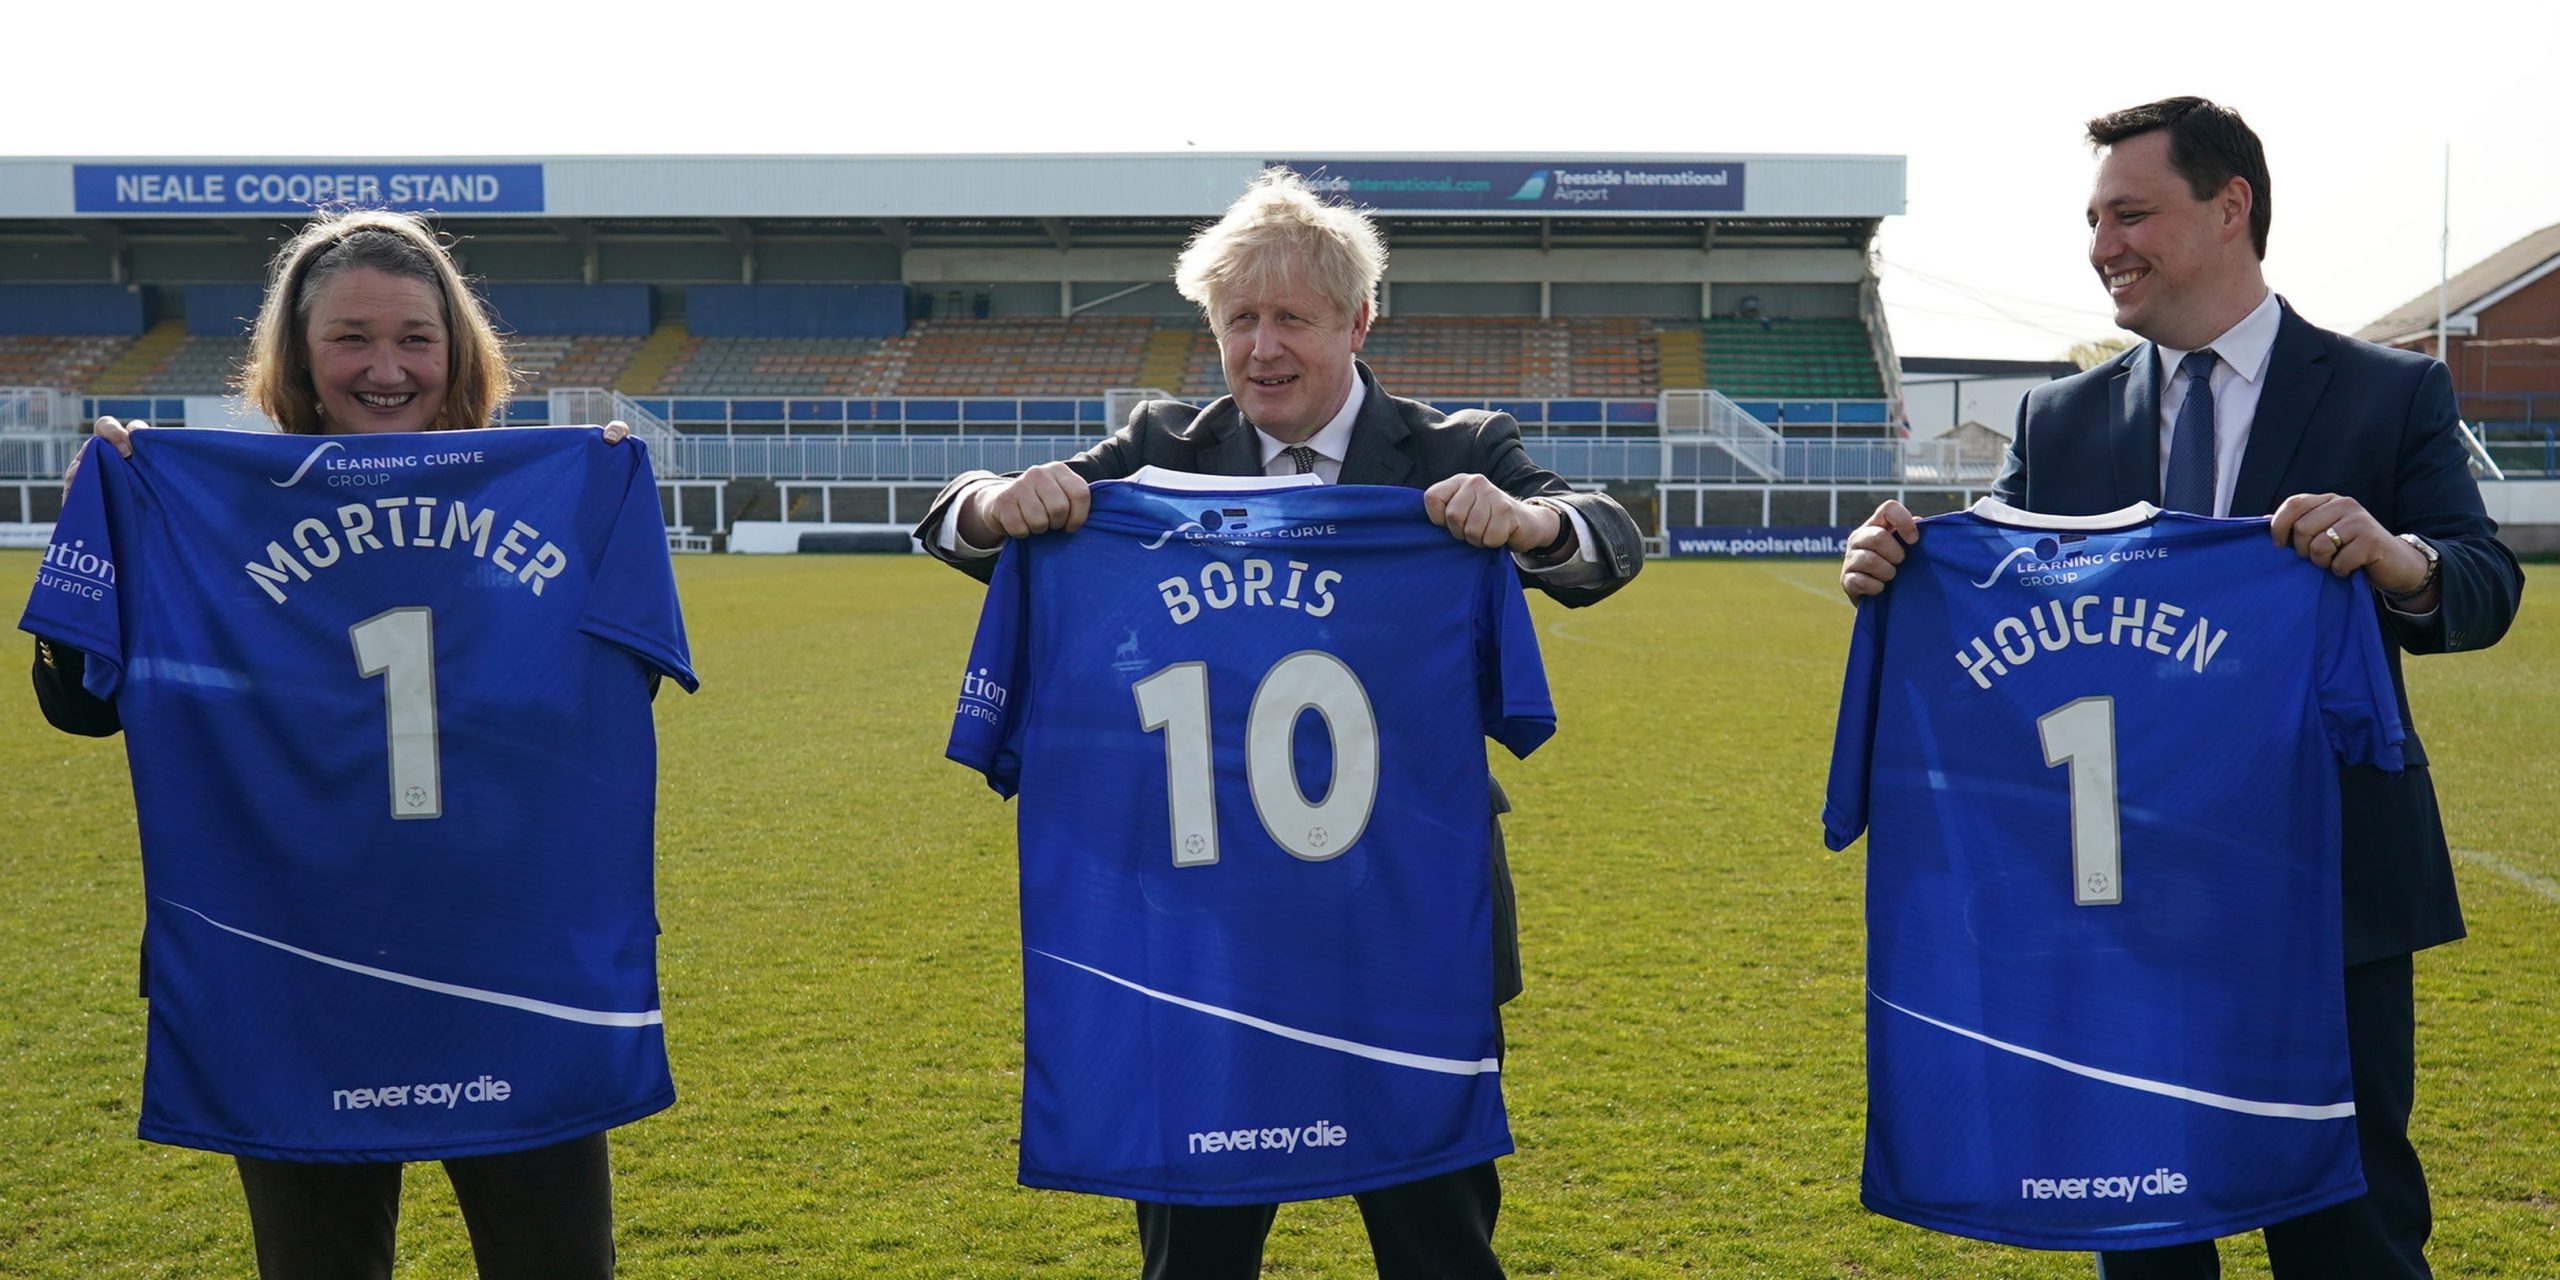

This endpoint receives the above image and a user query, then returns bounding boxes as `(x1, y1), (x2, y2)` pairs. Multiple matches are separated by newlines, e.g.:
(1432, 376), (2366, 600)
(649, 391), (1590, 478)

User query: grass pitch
(2, 552), (2551, 1277)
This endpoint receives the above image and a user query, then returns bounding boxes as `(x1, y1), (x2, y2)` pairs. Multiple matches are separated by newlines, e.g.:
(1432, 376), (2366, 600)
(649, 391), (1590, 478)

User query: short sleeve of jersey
(19, 437), (128, 698)
(948, 538), (1031, 797)
(1819, 591), (1886, 852)
(1478, 551), (1555, 759)
(576, 436), (698, 693)
(2314, 572), (2404, 771)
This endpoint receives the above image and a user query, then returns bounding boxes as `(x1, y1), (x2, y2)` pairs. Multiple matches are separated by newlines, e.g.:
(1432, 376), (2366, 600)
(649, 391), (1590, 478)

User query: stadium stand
(0, 152), (1941, 537)
(1356, 317), (1536, 400)
(883, 317), (1154, 396)
(651, 336), (892, 395)
(0, 335), (130, 392)
(508, 334), (645, 393)
(88, 321), (189, 394)
(126, 334), (249, 394)
(614, 325), (694, 396)
(1696, 317), (1888, 399)
(1563, 317), (1659, 399)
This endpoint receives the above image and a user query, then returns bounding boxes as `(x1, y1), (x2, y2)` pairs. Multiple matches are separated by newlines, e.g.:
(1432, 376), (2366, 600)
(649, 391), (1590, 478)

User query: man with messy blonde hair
(916, 169), (1641, 1278)
(1173, 168), (1386, 326)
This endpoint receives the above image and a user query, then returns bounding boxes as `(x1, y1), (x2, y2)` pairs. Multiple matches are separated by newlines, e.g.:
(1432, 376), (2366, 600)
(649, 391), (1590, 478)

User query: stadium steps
(1654, 327), (1706, 389)
(1134, 325), (1195, 389)
(131, 335), (249, 394)
(614, 325), (693, 395)
(88, 321), (187, 394)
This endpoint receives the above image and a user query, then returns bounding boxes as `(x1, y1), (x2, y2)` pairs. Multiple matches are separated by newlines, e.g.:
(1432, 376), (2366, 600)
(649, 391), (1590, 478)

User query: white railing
(1895, 438), (2005, 485)
(1, 387), (81, 434)
(0, 436), (82, 481)
(2457, 420), (2506, 481)
(1659, 388), (1781, 480)
(548, 388), (683, 475)
(1102, 386), (1171, 434)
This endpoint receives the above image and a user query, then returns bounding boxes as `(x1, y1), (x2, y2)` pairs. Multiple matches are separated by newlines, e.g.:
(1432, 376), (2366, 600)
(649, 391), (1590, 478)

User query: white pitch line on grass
(2453, 848), (2560, 904)
(1761, 564), (1855, 609)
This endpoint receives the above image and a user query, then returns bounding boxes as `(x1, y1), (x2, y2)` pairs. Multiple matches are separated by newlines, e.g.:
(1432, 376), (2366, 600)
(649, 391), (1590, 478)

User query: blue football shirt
(20, 427), (695, 1162)
(947, 471), (1555, 1205)
(1822, 499), (2405, 1250)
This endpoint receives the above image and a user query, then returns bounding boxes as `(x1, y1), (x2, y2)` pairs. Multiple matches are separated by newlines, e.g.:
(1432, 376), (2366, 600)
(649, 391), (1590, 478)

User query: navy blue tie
(2162, 350), (2219, 514)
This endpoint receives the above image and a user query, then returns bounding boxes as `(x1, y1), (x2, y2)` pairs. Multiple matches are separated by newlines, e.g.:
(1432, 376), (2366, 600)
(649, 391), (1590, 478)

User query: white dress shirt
(2153, 290), (2434, 617)
(2153, 289), (2280, 518)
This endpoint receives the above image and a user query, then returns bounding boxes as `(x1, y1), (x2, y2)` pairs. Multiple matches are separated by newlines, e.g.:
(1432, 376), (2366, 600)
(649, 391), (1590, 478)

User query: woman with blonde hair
(32, 208), (641, 1280)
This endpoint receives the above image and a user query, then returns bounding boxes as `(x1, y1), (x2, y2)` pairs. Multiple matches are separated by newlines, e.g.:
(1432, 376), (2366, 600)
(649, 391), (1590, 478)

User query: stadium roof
(0, 153), (1905, 223)
(2359, 220), (2560, 345)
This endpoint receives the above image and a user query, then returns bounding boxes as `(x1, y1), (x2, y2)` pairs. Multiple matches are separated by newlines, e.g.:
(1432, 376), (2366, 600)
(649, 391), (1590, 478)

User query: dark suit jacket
(914, 362), (1645, 1003)
(1995, 301), (2523, 964)
(914, 361), (1643, 605)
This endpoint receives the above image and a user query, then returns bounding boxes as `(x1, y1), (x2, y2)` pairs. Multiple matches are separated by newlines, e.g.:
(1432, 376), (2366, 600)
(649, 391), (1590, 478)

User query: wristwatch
(2385, 533), (2440, 602)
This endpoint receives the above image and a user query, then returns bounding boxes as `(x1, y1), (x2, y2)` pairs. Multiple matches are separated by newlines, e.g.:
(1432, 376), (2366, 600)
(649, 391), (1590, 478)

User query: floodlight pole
(2436, 144), (2450, 366)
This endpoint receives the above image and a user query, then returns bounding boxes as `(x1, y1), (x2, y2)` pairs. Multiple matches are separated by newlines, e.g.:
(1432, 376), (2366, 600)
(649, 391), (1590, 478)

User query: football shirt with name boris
(948, 470), (1554, 1205)
(20, 426), (695, 1163)
(1822, 499), (2404, 1251)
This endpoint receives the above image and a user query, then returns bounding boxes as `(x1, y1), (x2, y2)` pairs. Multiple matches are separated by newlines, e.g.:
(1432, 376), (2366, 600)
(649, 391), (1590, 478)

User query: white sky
(12, 0), (2558, 363)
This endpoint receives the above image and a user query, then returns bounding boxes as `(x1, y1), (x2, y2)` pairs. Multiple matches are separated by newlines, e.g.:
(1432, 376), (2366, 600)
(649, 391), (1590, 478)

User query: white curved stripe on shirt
(165, 900), (664, 1028)
(1872, 989), (2353, 1120)
(1032, 949), (1499, 1077)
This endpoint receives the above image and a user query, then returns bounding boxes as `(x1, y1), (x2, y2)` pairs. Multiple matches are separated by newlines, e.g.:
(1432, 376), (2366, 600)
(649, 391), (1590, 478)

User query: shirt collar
(1255, 374), (1365, 470)
(2158, 290), (2280, 385)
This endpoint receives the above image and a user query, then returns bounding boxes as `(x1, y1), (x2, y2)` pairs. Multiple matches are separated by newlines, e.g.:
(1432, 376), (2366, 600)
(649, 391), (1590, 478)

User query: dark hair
(2086, 96), (2270, 260)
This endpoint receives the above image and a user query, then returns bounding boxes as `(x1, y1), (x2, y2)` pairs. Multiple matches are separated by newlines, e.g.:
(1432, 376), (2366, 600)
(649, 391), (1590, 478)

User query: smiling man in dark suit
(914, 169), (1641, 1279)
(1841, 97), (2523, 1278)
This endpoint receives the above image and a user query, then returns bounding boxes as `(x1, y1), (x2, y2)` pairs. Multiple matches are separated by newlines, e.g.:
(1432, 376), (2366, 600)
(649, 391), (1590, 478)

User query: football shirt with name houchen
(1823, 499), (2403, 1251)
(20, 426), (695, 1163)
(948, 471), (1553, 1205)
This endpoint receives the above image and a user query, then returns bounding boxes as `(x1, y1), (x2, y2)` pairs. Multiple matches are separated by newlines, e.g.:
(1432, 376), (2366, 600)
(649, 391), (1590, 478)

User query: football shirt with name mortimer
(1823, 499), (2405, 1251)
(20, 427), (695, 1163)
(948, 471), (1554, 1205)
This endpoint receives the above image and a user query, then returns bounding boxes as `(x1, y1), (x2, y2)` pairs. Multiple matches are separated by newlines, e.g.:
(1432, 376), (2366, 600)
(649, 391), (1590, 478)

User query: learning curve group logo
(1973, 533), (2094, 589)
(1140, 506), (1253, 550)
(270, 440), (346, 486)
(271, 439), (494, 490)
(1973, 530), (2172, 589)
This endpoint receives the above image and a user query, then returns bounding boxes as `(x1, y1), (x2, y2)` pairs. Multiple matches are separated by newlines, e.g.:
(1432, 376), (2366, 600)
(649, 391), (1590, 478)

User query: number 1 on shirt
(351, 607), (442, 821)
(2037, 695), (2121, 906)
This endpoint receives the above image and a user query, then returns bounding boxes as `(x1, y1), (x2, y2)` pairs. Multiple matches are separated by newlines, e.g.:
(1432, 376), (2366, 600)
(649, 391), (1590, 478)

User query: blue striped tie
(2162, 350), (2219, 514)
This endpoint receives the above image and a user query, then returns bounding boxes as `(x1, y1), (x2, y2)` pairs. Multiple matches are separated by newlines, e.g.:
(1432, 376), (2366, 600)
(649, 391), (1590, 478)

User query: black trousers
(2096, 955), (2431, 1279)
(1135, 1159), (1503, 1280)
(233, 1132), (615, 1280)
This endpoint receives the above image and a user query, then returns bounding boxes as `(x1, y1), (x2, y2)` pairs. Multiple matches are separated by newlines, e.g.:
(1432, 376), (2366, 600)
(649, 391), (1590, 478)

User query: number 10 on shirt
(1133, 650), (1380, 867)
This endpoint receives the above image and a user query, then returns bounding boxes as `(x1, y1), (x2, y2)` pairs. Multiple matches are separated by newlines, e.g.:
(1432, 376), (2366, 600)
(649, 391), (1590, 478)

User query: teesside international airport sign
(73, 164), (546, 215)
(1276, 160), (1746, 213)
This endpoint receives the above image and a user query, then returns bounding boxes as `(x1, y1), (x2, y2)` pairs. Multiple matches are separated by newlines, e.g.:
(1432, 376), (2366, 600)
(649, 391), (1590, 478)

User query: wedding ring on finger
(2324, 526), (2343, 549)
